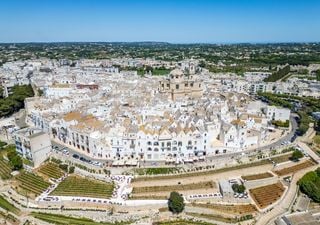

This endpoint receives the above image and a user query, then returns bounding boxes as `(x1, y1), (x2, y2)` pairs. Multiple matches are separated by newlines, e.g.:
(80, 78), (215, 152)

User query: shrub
(232, 183), (246, 193)
(68, 166), (75, 174)
(59, 164), (68, 172)
(7, 149), (23, 170)
(168, 191), (184, 214)
(0, 141), (7, 149)
(51, 158), (62, 164)
(290, 150), (303, 161)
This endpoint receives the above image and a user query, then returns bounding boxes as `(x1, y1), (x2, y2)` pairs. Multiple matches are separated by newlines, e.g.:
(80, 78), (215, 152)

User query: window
(176, 84), (179, 90)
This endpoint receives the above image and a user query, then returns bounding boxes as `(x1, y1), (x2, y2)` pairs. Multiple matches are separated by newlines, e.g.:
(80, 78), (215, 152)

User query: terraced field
(249, 182), (285, 209)
(31, 212), (130, 225)
(0, 159), (12, 179)
(274, 160), (315, 176)
(0, 195), (20, 215)
(242, 172), (273, 181)
(154, 220), (217, 225)
(132, 181), (216, 194)
(50, 175), (114, 198)
(15, 172), (51, 196)
(130, 195), (167, 200)
(133, 160), (271, 182)
(190, 203), (257, 215)
(38, 162), (65, 179)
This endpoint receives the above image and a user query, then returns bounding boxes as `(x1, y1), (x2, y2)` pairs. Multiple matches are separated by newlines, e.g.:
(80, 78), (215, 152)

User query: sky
(0, 0), (319, 43)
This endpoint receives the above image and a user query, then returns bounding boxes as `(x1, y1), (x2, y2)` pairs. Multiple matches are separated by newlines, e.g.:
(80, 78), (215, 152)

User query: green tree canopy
(232, 183), (246, 193)
(298, 169), (320, 203)
(290, 150), (304, 161)
(168, 191), (185, 214)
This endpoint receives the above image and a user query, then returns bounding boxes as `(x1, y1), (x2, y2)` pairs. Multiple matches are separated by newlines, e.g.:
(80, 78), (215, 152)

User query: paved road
(297, 141), (320, 163)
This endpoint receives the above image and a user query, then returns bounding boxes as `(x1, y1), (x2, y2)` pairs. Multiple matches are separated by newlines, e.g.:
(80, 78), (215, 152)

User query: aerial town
(0, 1), (320, 225)
(0, 42), (319, 225)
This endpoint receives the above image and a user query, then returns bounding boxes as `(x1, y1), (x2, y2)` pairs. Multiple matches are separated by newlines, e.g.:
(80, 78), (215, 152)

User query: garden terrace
(190, 203), (257, 216)
(31, 212), (131, 225)
(38, 162), (65, 179)
(0, 195), (20, 215)
(0, 158), (12, 179)
(50, 175), (114, 198)
(133, 167), (183, 175)
(132, 160), (271, 182)
(132, 181), (216, 194)
(242, 172), (273, 181)
(129, 195), (167, 200)
(270, 153), (293, 164)
(249, 182), (285, 209)
(15, 172), (50, 196)
(186, 212), (253, 224)
(274, 160), (315, 176)
(154, 219), (217, 225)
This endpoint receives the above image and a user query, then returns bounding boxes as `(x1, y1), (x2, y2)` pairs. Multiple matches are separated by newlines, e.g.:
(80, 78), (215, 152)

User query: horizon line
(0, 40), (319, 45)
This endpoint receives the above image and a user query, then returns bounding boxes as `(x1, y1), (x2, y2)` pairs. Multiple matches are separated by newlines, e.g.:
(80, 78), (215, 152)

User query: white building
(265, 106), (291, 122)
(14, 128), (51, 168)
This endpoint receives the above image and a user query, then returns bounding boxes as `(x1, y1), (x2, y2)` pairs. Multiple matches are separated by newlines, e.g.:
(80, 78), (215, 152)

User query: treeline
(298, 168), (320, 202)
(264, 65), (290, 82)
(0, 85), (34, 117)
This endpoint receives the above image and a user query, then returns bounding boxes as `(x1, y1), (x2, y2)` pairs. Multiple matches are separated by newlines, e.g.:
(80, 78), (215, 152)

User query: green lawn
(50, 175), (114, 198)
(0, 195), (20, 215)
(31, 212), (130, 225)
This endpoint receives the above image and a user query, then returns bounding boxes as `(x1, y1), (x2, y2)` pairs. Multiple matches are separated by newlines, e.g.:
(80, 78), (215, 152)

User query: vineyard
(191, 203), (257, 215)
(132, 181), (216, 194)
(249, 182), (285, 209)
(0, 159), (12, 180)
(50, 175), (114, 198)
(242, 172), (273, 181)
(38, 162), (65, 179)
(15, 172), (50, 196)
(274, 160), (315, 176)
